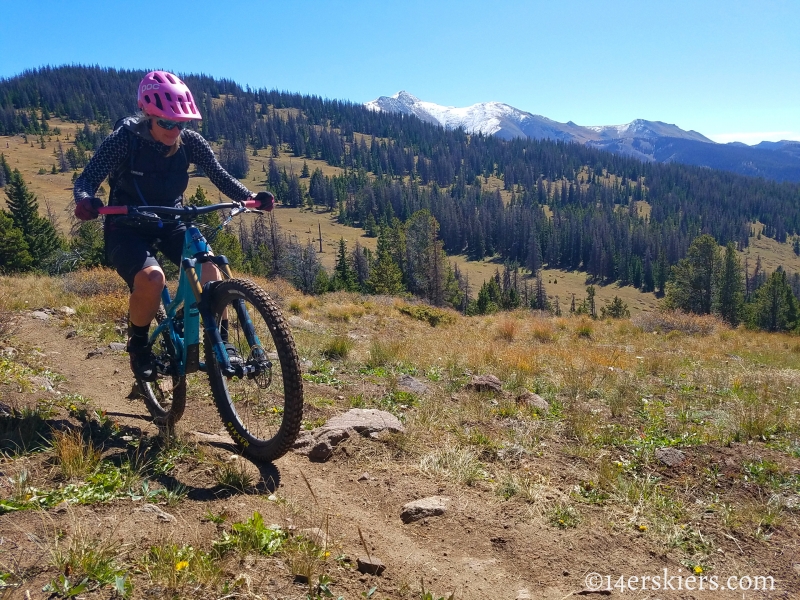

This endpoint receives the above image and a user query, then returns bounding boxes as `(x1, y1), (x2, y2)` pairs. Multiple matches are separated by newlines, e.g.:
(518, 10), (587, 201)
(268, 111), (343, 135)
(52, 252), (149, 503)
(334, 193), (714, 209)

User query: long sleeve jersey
(73, 120), (251, 204)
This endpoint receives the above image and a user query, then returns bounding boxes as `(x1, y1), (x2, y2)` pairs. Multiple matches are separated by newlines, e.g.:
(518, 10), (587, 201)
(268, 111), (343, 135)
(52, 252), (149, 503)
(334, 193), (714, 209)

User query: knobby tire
(204, 279), (303, 462)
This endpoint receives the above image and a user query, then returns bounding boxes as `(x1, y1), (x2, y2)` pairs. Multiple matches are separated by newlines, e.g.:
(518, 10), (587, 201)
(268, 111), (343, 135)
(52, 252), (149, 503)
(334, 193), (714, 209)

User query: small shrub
(140, 543), (219, 591)
(49, 530), (129, 596)
(563, 405), (597, 443)
(530, 322), (555, 343)
(366, 338), (403, 369)
(288, 299), (303, 314)
(282, 530), (329, 586)
(495, 318), (518, 341)
(212, 512), (286, 556)
(61, 268), (128, 297)
(398, 304), (456, 327)
(575, 323), (593, 339)
(52, 428), (101, 480)
(213, 457), (254, 493)
(732, 391), (781, 442)
(81, 291), (128, 322)
(322, 335), (354, 360)
(548, 502), (581, 528)
(326, 303), (365, 322)
(419, 445), (485, 486)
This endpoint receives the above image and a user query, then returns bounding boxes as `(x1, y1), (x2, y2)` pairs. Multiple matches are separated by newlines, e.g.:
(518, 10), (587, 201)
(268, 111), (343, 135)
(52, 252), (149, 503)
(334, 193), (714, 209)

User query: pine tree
(332, 238), (357, 291)
(70, 221), (105, 268)
(0, 211), (33, 272)
(748, 269), (798, 332)
(351, 240), (371, 290)
(585, 284), (596, 317)
(715, 242), (744, 326)
(529, 271), (549, 311)
(4, 169), (61, 267)
(368, 227), (405, 295)
(664, 234), (721, 314)
(600, 296), (630, 319)
(363, 212), (377, 237)
(472, 279), (497, 314)
(0, 153), (10, 187)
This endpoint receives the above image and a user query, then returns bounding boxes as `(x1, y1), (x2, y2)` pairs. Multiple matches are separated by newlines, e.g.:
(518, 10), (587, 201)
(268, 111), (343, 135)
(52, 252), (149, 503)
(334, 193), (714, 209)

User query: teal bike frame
(100, 202), (267, 380)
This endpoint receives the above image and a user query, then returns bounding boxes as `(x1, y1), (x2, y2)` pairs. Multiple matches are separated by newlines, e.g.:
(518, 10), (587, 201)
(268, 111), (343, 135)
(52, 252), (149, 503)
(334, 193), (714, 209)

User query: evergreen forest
(3, 65), (800, 329)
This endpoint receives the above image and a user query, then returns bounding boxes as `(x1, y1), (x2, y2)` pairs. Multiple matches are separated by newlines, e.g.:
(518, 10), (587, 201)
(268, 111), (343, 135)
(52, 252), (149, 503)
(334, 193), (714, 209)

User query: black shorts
(105, 222), (186, 291)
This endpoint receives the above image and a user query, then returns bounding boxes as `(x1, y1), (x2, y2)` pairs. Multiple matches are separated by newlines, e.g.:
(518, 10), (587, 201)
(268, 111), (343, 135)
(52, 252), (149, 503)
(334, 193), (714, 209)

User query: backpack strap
(108, 123), (148, 207)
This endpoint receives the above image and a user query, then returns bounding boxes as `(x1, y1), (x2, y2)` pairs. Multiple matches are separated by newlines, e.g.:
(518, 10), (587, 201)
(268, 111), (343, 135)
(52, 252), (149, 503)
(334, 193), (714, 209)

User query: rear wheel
(138, 309), (186, 428)
(205, 279), (303, 462)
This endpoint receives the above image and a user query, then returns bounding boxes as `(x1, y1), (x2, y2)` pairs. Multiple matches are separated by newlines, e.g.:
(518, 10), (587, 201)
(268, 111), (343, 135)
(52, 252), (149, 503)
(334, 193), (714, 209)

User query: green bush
(398, 304), (455, 327)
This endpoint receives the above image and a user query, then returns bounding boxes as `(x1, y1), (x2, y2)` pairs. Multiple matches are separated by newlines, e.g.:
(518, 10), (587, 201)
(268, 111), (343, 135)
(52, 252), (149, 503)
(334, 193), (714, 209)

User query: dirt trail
(4, 315), (794, 599)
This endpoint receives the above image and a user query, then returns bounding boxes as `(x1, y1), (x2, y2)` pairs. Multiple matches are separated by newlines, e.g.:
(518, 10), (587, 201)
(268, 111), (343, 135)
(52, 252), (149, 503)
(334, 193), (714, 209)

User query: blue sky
(1, 0), (798, 144)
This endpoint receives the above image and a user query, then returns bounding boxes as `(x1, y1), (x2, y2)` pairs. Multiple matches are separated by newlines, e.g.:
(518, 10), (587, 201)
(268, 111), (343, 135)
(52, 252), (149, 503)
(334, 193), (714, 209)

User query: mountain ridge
(366, 91), (800, 181)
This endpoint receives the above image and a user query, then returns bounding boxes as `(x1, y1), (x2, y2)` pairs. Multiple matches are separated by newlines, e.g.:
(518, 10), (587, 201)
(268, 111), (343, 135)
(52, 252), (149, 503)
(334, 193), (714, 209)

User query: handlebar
(98, 200), (258, 217)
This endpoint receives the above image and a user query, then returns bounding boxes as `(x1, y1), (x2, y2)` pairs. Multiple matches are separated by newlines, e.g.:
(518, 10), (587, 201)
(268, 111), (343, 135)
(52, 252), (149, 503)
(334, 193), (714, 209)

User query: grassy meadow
(1, 268), (800, 596)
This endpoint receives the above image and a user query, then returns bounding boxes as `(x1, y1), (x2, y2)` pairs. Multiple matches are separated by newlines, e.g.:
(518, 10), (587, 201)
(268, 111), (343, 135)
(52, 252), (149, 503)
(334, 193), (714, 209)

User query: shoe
(128, 342), (157, 382)
(225, 342), (244, 366)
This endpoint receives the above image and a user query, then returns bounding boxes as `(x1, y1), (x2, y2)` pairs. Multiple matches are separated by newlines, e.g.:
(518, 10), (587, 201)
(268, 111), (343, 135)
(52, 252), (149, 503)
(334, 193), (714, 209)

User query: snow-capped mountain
(365, 92), (800, 181)
(365, 91), (712, 145)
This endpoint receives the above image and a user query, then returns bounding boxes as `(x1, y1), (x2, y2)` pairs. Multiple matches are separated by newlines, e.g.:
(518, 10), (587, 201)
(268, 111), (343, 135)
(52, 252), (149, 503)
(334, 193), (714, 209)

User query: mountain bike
(98, 201), (303, 462)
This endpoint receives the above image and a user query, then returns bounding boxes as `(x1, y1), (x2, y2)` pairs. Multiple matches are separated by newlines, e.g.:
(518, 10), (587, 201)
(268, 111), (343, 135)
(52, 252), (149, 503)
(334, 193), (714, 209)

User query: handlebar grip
(98, 206), (129, 215)
(243, 200), (258, 208)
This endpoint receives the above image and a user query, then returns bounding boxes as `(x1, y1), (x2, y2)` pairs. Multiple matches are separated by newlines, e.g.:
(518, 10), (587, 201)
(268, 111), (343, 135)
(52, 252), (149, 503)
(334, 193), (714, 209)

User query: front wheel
(205, 279), (303, 462)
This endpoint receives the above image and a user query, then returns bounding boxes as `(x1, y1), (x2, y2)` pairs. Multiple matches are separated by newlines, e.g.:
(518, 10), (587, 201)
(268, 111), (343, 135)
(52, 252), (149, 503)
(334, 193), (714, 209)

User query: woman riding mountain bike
(73, 70), (274, 382)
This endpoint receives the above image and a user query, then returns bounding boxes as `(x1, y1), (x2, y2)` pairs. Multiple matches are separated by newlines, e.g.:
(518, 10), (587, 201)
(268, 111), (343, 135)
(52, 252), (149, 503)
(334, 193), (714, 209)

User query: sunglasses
(155, 118), (188, 131)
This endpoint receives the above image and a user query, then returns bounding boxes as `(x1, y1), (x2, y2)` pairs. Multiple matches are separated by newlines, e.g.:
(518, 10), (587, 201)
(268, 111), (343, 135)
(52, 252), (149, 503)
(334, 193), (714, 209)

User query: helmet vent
(166, 73), (176, 84)
(165, 92), (173, 102)
(186, 92), (193, 104)
(143, 94), (151, 105)
(153, 93), (164, 110)
(152, 73), (164, 83)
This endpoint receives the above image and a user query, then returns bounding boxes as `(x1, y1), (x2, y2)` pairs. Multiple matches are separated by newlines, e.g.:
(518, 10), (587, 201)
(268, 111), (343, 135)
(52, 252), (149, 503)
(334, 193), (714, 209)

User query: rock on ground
(137, 504), (176, 522)
(515, 390), (549, 411)
(466, 374), (503, 394)
(307, 428), (352, 461)
(655, 447), (686, 468)
(397, 374), (429, 395)
(356, 556), (385, 575)
(324, 408), (404, 435)
(400, 496), (451, 524)
(293, 409), (404, 461)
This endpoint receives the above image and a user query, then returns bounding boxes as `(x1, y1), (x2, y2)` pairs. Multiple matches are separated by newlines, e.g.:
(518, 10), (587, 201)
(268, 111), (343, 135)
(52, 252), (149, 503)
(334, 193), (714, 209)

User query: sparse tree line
(3, 155), (800, 332)
(664, 233), (800, 331)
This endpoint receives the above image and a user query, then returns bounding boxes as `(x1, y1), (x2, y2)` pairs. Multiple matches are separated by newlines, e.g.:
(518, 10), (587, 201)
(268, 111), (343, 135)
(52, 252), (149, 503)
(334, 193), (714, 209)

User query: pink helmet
(137, 70), (202, 121)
